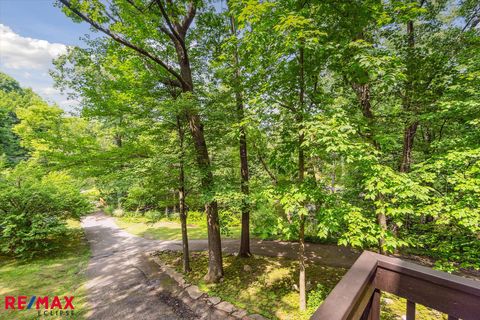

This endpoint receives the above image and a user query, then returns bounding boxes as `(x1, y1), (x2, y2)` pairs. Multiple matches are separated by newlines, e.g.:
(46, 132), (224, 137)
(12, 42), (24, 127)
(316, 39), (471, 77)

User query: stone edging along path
(148, 250), (267, 320)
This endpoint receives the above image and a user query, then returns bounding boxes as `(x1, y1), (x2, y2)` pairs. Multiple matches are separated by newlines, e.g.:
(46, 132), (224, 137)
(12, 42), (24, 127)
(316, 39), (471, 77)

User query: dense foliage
(0, 73), (92, 258)
(1, 0), (478, 313)
(52, 0), (479, 272)
(0, 161), (91, 257)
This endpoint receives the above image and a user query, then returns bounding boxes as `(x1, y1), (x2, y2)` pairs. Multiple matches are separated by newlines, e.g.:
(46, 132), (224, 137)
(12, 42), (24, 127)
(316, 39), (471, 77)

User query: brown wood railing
(311, 251), (480, 320)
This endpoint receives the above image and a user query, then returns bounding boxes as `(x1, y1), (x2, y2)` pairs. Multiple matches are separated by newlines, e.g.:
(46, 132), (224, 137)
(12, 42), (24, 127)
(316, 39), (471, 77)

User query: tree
(229, 0), (328, 310)
(58, 0), (223, 282)
(53, 42), (200, 273)
(0, 72), (30, 166)
(0, 77), (93, 258)
(224, 2), (251, 257)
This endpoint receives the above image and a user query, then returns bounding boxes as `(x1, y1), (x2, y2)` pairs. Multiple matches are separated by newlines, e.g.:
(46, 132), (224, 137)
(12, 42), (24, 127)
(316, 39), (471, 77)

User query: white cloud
(37, 86), (61, 96)
(0, 24), (79, 111)
(0, 24), (67, 69)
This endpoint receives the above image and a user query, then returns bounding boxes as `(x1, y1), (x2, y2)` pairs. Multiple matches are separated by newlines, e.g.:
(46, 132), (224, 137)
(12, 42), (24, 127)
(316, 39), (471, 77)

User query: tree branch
(126, 0), (143, 13)
(274, 100), (297, 113)
(155, 0), (185, 47)
(253, 142), (277, 185)
(159, 25), (178, 43)
(59, 0), (187, 89)
(182, 2), (196, 33)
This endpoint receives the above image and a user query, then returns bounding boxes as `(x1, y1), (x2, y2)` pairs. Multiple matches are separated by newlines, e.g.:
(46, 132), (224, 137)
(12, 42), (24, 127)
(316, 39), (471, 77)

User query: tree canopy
(1, 0), (478, 314)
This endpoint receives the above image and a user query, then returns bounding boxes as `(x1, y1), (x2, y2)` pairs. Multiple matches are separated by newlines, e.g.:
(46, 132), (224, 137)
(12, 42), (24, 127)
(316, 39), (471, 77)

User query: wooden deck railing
(311, 251), (480, 320)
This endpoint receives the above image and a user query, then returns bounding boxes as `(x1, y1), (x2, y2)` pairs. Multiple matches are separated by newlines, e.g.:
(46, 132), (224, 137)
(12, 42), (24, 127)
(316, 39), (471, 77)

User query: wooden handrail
(311, 251), (480, 320)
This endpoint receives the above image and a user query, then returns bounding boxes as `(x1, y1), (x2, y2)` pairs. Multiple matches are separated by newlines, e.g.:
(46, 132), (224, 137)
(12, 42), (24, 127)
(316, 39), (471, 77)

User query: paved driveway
(82, 214), (187, 319)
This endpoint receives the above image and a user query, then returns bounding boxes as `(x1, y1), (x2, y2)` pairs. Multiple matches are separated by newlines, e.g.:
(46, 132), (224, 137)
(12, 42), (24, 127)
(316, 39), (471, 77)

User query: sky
(0, 0), (96, 111)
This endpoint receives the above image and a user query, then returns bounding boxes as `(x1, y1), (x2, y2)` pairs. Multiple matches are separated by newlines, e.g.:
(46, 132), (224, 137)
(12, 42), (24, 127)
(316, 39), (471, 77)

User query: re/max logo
(4, 296), (74, 310)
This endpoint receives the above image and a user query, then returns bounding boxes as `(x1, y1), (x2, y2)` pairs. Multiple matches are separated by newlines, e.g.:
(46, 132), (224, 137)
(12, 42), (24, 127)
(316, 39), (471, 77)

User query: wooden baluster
(406, 300), (415, 320)
(368, 289), (381, 320)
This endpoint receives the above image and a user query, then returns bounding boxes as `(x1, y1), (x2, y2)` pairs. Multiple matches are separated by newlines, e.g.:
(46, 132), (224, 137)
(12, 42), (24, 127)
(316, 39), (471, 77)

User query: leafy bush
(0, 162), (92, 257)
(410, 150), (480, 270)
(144, 210), (164, 222)
(307, 284), (329, 314)
(123, 184), (163, 212)
(406, 223), (480, 271)
(218, 210), (240, 236)
(187, 210), (205, 224)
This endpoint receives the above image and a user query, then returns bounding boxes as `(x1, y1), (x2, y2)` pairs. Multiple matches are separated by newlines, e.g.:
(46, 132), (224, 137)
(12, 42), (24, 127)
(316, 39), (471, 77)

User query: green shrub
(123, 183), (167, 212)
(307, 284), (329, 314)
(185, 210), (240, 236)
(251, 208), (282, 239)
(104, 204), (115, 215)
(144, 210), (164, 222)
(219, 210), (240, 236)
(0, 162), (92, 257)
(405, 223), (480, 271)
(187, 210), (206, 224)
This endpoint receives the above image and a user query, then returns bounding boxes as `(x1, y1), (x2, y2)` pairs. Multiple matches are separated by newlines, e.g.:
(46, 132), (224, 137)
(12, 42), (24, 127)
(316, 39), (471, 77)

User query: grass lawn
(155, 251), (447, 320)
(0, 220), (90, 320)
(115, 216), (241, 240)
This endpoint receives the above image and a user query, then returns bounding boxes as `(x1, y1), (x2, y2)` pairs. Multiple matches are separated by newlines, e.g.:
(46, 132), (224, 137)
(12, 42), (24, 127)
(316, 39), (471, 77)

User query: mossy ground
(156, 251), (346, 319)
(156, 251), (447, 320)
(0, 220), (90, 320)
(380, 293), (447, 320)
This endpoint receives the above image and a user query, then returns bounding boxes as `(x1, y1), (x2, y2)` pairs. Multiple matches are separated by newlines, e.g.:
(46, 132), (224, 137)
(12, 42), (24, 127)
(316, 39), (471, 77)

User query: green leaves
(0, 160), (92, 258)
(46, 0), (480, 273)
(233, 0), (276, 27)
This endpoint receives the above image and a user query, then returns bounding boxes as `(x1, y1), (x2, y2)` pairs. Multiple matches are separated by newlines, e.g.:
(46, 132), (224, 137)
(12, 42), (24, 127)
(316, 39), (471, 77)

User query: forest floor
(0, 220), (90, 320)
(155, 251), (447, 320)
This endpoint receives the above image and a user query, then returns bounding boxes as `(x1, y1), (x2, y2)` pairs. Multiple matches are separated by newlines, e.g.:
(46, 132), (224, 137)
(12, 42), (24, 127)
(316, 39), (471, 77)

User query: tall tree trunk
(351, 75), (388, 255)
(350, 32), (388, 254)
(400, 20), (418, 173)
(238, 106), (251, 257)
(177, 116), (190, 273)
(396, 19), (419, 244)
(298, 44), (307, 312)
(229, 13), (251, 258)
(377, 207), (387, 254)
(176, 34), (223, 283)
(399, 121), (419, 172)
(351, 83), (379, 150)
(187, 112), (223, 282)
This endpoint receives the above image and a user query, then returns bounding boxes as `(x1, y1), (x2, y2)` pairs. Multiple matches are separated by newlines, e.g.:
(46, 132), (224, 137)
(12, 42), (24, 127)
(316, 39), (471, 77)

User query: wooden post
(406, 300), (415, 320)
(368, 289), (381, 320)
